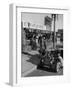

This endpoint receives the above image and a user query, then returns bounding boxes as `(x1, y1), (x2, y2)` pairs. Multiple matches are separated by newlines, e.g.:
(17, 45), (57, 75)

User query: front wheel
(56, 62), (62, 73)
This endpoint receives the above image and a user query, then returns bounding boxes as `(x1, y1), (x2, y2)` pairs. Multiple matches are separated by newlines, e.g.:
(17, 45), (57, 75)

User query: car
(37, 48), (63, 73)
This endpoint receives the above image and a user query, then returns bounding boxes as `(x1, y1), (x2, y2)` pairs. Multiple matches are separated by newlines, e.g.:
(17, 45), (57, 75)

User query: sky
(21, 12), (63, 32)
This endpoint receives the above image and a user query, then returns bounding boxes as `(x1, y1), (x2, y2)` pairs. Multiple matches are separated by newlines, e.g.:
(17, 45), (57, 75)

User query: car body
(37, 48), (63, 73)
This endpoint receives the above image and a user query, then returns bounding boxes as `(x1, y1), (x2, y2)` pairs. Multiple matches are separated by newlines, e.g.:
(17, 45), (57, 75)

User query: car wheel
(56, 62), (62, 73)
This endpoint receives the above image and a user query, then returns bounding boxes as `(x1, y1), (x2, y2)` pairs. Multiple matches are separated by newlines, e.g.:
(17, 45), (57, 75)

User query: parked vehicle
(38, 48), (63, 73)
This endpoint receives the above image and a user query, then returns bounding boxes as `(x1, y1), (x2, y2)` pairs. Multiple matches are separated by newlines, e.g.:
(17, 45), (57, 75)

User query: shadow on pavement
(37, 65), (55, 73)
(22, 51), (40, 65)
(26, 54), (40, 65)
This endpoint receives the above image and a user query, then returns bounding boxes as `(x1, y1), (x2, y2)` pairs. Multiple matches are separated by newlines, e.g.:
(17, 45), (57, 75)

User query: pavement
(25, 69), (63, 77)
(21, 50), (39, 77)
(21, 54), (36, 77)
(21, 50), (63, 77)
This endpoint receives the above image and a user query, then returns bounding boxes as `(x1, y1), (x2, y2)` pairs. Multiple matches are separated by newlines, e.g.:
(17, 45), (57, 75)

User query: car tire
(56, 62), (62, 73)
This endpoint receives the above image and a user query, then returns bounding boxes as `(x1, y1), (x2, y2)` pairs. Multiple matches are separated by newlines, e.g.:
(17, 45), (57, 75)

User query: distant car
(38, 48), (63, 73)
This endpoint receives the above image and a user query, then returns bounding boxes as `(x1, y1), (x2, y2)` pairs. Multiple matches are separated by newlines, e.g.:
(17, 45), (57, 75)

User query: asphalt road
(22, 50), (63, 77)
(25, 68), (63, 77)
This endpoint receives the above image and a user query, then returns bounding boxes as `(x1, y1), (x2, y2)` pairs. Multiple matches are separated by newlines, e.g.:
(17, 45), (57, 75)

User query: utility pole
(52, 14), (56, 49)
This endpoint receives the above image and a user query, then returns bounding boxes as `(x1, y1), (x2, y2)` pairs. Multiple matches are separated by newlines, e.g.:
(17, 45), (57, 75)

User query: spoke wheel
(56, 62), (62, 73)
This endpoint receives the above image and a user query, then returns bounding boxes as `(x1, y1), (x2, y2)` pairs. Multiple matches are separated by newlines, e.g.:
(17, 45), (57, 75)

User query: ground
(26, 69), (63, 77)
(21, 50), (63, 77)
